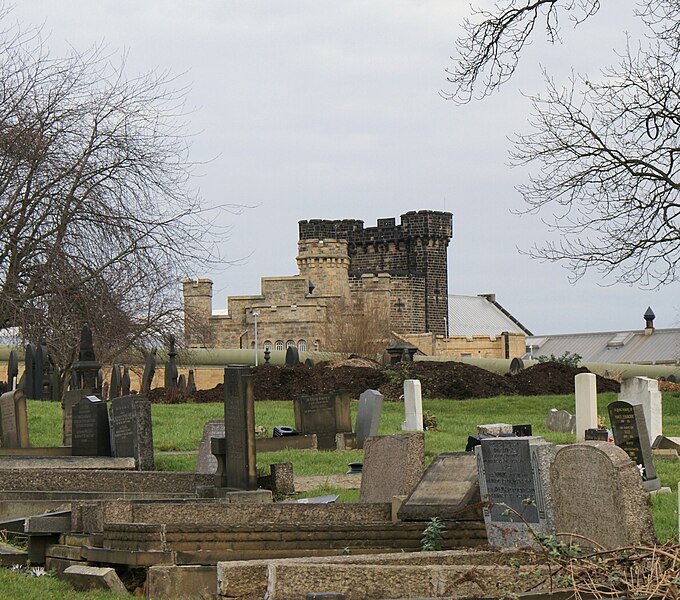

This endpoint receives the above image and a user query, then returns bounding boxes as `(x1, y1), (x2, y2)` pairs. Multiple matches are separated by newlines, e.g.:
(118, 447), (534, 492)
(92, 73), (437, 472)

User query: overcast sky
(13, 2), (680, 335)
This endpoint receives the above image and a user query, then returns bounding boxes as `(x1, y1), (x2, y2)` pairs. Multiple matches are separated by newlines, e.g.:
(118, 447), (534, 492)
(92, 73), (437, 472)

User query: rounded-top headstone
(285, 346), (300, 368)
(668, 374), (677, 383)
(304, 358), (315, 367)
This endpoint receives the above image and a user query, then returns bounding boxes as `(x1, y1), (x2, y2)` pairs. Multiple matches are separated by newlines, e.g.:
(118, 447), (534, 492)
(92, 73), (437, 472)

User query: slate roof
(447, 295), (532, 338)
(524, 328), (680, 365)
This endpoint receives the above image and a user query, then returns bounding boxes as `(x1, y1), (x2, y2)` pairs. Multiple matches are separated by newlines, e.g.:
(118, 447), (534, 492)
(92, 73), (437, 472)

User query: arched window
(297, 339), (307, 352)
(275, 340), (284, 351)
(286, 340), (295, 348)
(263, 340), (272, 351)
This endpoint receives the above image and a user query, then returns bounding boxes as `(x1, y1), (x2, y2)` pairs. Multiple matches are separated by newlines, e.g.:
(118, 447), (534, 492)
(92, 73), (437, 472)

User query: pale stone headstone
(546, 408), (576, 434)
(401, 379), (423, 432)
(196, 419), (225, 474)
(475, 436), (556, 548)
(551, 442), (656, 549)
(72, 396), (111, 457)
(477, 423), (513, 436)
(221, 366), (257, 490)
(0, 389), (29, 449)
(359, 433), (425, 503)
(608, 399), (660, 491)
(109, 395), (154, 470)
(619, 377), (662, 445)
(398, 452), (480, 521)
(575, 373), (598, 441)
(293, 390), (352, 450)
(355, 389), (383, 449)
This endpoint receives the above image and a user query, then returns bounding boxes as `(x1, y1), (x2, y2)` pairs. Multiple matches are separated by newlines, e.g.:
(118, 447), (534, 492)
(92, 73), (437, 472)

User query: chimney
(644, 306), (655, 335)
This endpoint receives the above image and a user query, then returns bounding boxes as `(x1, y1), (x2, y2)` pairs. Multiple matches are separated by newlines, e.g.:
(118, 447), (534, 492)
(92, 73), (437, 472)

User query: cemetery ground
(25, 386), (680, 544)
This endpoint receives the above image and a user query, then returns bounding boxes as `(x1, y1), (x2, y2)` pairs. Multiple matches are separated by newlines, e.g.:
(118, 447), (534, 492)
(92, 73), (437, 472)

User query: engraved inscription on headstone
(72, 396), (111, 456)
(293, 390), (352, 450)
(109, 395), (154, 470)
(608, 400), (660, 491)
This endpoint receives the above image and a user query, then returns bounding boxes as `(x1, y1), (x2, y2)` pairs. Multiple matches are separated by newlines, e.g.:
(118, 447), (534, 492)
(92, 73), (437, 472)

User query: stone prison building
(183, 210), (527, 359)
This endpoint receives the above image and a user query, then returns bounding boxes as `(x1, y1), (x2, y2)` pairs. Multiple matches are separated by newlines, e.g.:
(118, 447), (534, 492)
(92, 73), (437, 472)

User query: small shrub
(422, 410), (440, 431)
(536, 351), (582, 368)
(421, 517), (445, 551)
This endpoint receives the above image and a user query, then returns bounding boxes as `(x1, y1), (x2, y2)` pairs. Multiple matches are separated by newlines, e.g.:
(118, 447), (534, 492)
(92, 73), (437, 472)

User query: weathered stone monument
(575, 373), (598, 441)
(72, 325), (101, 395)
(109, 395), (154, 470)
(218, 366), (257, 490)
(293, 390), (352, 450)
(0, 389), (30, 448)
(121, 367), (131, 396)
(141, 349), (156, 394)
(546, 408), (576, 434)
(109, 365), (123, 401)
(62, 389), (89, 446)
(401, 379), (423, 432)
(164, 335), (178, 389)
(619, 377), (662, 445)
(354, 389), (383, 449)
(196, 420), (224, 474)
(7, 350), (18, 391)
(72, 396), (112, 457)
(359, 432), (425, 503)
(551, 442), (656, 549)
(475, 436), (556, 547)
(608, 399), (660, 491)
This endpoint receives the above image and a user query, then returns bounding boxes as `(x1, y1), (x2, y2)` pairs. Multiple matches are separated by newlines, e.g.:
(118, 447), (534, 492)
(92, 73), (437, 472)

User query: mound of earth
(146, 359), (620, 403)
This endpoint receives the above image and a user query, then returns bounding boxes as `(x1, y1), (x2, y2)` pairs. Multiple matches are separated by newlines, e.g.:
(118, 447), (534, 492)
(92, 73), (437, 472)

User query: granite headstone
(293, 390), (352, 450)
(72, 396), (112, 456)
(109, 395), (154, 470)
(355, 389), (383, 449)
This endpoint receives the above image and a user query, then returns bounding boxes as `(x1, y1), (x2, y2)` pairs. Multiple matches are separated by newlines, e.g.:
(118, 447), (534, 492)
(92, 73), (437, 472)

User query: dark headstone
(304, 358), (314, 367)
(121, 367), (131, 396)
(72, 325), (101, 394)
(7, 350), (18, 391)
(668, 374), (677, 383)
(96, 368), (104, 392)
(0, 390), (29, 448)
(62, 389), (90, 446)
(512, 424), (532, 437)
(72, 396), (112, 456)
(141, 349), (156, 394)
(285, 346), (300, 368)
(109, 365), (122, 401)
(355, 389), (383, 449)
(24, 343), (38, 399)
(346, 462), (363, 474)
(164, 335), (178, 389)
(273, 425), (298, 437)
(608, 400), (660, 491)
(585, 428), (609, 441)
(293, 390), (352, 450)
(177, 374), (187, 393)
(109, 395), (154, 470)
(221, 366), (257, 490)
(187, 369), (196, 394)
(38, 336), (51, 400)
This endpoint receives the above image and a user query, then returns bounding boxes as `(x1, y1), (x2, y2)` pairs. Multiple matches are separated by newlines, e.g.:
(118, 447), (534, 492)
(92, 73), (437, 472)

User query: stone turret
(296, 239), (351, 299)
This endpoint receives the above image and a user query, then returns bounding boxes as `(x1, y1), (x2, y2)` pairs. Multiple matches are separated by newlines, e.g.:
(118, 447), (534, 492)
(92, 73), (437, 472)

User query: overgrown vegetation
(536, 352), (582, 368)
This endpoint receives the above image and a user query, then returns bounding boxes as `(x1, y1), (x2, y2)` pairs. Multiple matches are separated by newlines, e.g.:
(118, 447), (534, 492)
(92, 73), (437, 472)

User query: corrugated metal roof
(524, 328), (680, 364)
(448, 295), (528, 337)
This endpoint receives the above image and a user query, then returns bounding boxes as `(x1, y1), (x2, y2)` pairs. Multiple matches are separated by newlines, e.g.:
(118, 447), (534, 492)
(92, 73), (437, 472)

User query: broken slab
(62, 565), (127, 594)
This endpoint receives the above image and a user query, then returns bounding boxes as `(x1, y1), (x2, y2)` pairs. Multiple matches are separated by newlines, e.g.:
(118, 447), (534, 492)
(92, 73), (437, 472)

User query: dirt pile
(147, 359), (620, 403)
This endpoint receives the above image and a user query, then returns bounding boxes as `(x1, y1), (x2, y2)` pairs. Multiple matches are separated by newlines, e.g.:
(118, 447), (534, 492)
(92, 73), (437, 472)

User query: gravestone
(109, 365), (122, 400)
(575, 373), (598, 441)
(285, 346), (300, 368)
(141, 349), (156, 394)
(121, 367), (131, 396)
(187, 370), (196, 394)
(72, 325), (101, 395)
(355, 389), (383, 449)
(478, 423), (512, 436)
(546, 408), (576, 433)
(164, 335), (178, 389)
(196, 419), (225, 474)
(619, 377), (662, 445)
(293, 390), (352, 450)
(7, 350), (18, 391)
(551, 442), (656, 549)
(0, 389), (30, 448)
(513, 424), (532, 437)
(398, 452), (480, 521)
(475, 436), (556, 548)
(24, 343), (39, 399)
(109, 395), (154, 470)
(72, 396), (112, 456)
(608, 400), (660, 491)
(220, 366), (257, 490)
(359, 432), (425, 503)
(401, 379), (423, 432)
(177, 374), (187, 393)
(585, 428), (609, 441)
(62, 389), (91, 446)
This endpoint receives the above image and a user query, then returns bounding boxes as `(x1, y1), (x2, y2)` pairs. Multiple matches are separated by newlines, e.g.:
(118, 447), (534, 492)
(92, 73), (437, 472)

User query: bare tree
(324, 297), (392, 359)
(0, 11), (229, 373)
(445, 1), (680, 286)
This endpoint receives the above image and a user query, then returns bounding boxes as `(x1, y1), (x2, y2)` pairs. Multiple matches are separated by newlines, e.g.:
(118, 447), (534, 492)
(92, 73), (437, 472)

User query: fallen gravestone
(398, 452), (480, 521)
(109, 395), (154, 470)
(546, 409), (575, 434)
(475, 436), (556, 548)
(359, 432), (425, 503)
(354, 389), (383, 450)
(72, 396), (111, 457)
(294, 390), (352, 451)
(608, 399), (660, 491)
(551, 442), (656, 549)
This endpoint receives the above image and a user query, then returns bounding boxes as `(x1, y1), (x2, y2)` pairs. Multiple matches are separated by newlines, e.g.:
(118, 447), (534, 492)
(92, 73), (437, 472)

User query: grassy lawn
(24, 390), (680, 544)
